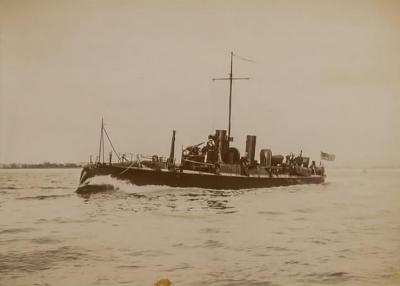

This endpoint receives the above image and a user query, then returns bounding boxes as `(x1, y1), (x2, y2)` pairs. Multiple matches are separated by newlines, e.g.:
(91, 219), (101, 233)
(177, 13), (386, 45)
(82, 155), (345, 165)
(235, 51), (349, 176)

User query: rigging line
(119, 160), (137, 175)
(103, 127), (121, 161)
(102, 134), (104, 163)
(233, 53), (257, 63)
(183, 159), (214, 166)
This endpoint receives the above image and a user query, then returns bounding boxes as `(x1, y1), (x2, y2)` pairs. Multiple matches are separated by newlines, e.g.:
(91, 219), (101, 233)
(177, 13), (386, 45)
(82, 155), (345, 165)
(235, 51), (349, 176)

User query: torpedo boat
(78, 53), (326, 190)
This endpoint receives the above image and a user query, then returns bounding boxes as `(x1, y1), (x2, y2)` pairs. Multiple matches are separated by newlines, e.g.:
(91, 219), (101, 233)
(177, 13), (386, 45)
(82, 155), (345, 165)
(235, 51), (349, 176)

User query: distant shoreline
(0, 167), (82, 169)
(0, 163), (82, 169)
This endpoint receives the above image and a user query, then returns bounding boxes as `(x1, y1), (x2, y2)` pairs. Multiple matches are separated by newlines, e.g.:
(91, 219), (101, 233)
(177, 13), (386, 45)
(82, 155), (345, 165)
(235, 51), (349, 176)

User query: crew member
(239, 152), (249, 176)
(203, 138), (216, 163)
(289, 152), (295, 164)
(207, 138), (215, 149)
(310, 160), (316, 175)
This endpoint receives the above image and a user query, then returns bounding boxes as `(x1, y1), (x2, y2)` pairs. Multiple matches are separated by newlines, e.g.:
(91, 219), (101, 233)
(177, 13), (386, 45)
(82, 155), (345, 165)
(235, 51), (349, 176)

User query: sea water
(0, 168), (399, 286)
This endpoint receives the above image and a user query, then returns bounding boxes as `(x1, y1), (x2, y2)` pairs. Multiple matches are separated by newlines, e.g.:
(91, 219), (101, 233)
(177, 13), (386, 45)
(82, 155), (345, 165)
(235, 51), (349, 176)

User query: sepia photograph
(0, 1), (399, 285)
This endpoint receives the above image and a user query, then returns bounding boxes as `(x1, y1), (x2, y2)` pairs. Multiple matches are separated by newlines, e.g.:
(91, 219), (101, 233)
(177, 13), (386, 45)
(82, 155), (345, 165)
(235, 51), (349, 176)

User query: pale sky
(0, 0), (399, 167)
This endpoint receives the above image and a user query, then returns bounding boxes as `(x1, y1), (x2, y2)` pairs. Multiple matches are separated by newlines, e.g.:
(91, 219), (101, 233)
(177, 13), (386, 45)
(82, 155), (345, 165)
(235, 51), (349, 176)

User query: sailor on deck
(203, 138), (216, 163)
(310, 160), (316, 175)
(239, 152), (249, 176)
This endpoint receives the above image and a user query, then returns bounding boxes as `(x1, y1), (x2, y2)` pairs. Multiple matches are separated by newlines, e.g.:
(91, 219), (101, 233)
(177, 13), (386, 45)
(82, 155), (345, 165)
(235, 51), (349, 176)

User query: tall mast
(213, 52), (249, 140)
(102, 119), (105, 163)
(228, 51), (233, 139)
(98, 118), (104, 163)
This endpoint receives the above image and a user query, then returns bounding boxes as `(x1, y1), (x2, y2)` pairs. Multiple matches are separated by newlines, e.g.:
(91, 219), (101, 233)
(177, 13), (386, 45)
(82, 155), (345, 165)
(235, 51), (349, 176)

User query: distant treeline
(0, 162), (82, 169)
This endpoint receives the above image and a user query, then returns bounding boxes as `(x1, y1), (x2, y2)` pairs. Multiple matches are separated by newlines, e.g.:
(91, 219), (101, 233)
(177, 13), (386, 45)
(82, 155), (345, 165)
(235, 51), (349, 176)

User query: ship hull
(79, 165), (325, 190)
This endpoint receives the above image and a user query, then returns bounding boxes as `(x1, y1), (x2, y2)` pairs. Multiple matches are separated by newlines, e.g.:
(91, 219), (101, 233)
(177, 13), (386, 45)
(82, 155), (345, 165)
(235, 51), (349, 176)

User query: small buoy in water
(155, 278), (172, 286)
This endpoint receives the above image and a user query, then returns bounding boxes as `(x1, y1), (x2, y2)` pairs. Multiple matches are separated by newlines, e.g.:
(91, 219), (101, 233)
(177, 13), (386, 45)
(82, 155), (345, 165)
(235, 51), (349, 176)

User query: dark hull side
(79, 166), (325, 190)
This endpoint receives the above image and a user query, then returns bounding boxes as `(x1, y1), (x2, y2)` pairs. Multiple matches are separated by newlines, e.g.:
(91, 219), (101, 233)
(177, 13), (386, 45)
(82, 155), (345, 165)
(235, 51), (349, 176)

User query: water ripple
(0, 246), (89, 274)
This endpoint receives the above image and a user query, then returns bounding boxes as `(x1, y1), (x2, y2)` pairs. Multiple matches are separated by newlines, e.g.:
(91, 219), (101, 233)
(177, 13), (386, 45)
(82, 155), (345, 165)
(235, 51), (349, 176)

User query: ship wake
(76, 175), (123, 194)
(75, 175), (173, 195)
